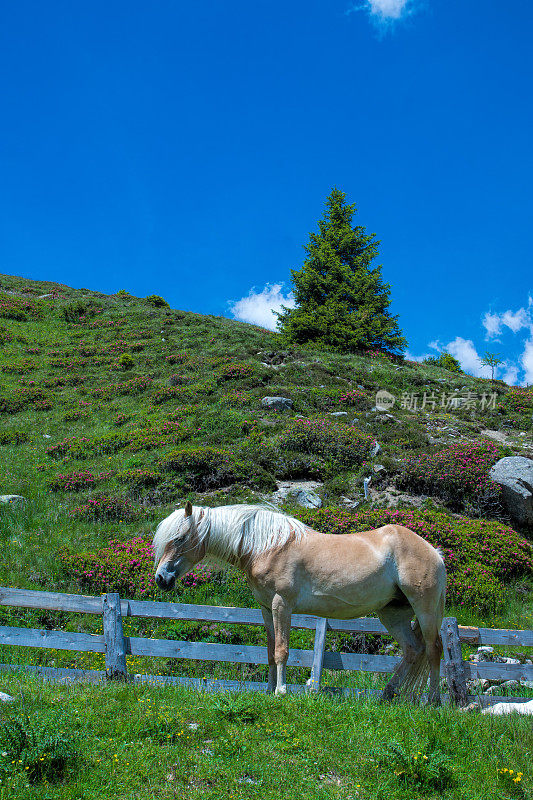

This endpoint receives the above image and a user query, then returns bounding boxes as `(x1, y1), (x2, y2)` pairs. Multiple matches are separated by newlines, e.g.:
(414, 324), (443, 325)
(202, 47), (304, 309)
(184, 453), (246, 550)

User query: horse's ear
(184, 501), (193, 517)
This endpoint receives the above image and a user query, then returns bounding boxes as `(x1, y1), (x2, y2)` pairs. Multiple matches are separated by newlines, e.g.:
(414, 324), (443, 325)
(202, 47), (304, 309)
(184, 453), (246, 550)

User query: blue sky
(1, 1), (532, 383)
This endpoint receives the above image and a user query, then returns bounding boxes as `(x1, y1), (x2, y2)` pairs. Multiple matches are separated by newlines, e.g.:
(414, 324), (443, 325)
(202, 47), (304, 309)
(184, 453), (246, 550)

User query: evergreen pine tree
(277, 188), (407, 353)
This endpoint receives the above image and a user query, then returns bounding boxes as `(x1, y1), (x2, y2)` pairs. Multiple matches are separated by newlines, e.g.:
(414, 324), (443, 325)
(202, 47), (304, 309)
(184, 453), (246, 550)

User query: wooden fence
(1, 587), (532, 706)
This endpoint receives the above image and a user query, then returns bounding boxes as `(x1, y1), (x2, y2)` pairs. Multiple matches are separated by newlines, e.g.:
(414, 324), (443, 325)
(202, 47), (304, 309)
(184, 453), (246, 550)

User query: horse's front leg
(272, 594), (291, 696)
(260, 606), (276, 693)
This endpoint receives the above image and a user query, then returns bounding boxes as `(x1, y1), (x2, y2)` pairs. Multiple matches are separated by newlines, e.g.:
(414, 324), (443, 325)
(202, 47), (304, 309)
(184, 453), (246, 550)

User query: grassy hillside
(1, 274), (533, 799)
(0, 275), (532, 665)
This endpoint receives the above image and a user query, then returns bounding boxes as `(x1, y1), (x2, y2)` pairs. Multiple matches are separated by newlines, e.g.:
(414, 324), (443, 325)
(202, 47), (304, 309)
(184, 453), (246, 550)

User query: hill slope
(0, 273), (532, 682)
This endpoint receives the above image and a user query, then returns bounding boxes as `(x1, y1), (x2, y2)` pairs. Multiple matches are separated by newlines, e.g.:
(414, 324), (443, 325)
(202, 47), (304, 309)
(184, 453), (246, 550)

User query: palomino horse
(154, 503), (446, 703)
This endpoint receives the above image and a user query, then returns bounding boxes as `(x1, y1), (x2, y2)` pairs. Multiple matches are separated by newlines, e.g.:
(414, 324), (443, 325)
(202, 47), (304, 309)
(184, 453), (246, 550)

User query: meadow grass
(0, 674), (532, 800)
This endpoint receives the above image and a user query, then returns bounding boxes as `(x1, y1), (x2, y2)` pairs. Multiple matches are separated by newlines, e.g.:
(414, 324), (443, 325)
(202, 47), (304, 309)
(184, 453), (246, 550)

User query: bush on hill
(160, 446), (275, 491)
(279, 417), (375, 467)
(396, 441), (505, 513)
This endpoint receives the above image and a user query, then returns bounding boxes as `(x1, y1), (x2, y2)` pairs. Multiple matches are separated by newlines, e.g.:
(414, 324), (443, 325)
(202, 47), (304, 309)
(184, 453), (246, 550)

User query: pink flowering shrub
(502, 387), (533, 415)
(296, 507), (533, 612)
(69, 494), (142, 522)
(1, 358), (37, 374)
(0, 291), (45, 321)
(49, 471), (113, 492)
(338, 389), (369, 408)
(61, 537), (212, 598)
(216, 362), (255, 381)
(92, 376), (152, 400)
(397, 441), (504, 511)
(223, 391), (251, 408)
(165, 353), (189, 365)
(280, 417), (375, 467)
(0, 387), (51, 414)
(152, 382), (214, 405)
(307, 387), (370, 411)
(113, 412), (131, 426)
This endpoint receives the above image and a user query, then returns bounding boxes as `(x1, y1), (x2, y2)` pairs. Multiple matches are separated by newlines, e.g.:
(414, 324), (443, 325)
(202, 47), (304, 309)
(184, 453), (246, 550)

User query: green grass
(0, 675), (532, 800)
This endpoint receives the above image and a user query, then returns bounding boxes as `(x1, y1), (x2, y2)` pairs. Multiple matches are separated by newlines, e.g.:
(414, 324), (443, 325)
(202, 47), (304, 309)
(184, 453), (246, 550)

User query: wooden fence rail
(0, 587), (532, 706)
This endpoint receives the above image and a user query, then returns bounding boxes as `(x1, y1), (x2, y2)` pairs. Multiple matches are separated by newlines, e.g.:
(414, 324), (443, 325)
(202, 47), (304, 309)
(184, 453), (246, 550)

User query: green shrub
(145, 294), (169, 308)
(295, 506), (533, 612)
(0, 429), (29, 445)
(60, 299), (101, 323)
(279, 417), (375, 467)
(374, 740), (455, 792)
(116, 352), (134, 370)
(116, 468), (163, 488)
(423, 352), (463, 373)
(160, 446), (275, 491)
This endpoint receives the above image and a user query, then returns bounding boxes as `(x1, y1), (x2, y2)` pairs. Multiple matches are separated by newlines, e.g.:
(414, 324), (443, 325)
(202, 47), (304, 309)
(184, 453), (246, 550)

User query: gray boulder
(0, 495), (26, 505)
(489, 457), (533, 526)
(328, 411), (348, 418)
(272, 481), (322, 509)
(261, 396), (293, 412)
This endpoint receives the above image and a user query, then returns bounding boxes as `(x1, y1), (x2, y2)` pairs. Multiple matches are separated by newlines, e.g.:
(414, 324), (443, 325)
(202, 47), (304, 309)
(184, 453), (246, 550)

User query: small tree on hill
(277, 188), (406, 353)
(479, 352), (503, 381)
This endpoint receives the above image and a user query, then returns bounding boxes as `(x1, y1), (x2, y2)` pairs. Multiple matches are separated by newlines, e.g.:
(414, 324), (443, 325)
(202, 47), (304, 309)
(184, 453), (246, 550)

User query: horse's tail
(402, 584), (446, 701)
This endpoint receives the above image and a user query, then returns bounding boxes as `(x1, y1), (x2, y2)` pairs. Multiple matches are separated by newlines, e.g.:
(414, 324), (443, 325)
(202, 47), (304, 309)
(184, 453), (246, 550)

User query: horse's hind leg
(260, 607), (276, 693)
(377, 603), (425, 702)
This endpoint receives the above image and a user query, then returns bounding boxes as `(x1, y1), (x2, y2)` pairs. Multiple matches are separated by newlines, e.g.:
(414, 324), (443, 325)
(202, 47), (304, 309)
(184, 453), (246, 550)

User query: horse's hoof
(275, 686), (287, 697)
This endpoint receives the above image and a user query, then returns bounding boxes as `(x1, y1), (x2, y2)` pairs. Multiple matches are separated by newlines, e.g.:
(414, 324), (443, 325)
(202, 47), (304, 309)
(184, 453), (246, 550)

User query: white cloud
(229, 283), (295, 331)
(347, 0), (415, 22)
(521, 338), (533, 385)
(405, 351), (431, 363)
(428, 340), (442, 352)
(482, 311), (502, 340)
(367, 0), (411, 19)
(502, 363), (519, 386)
(483, 297), (533, 339)
(445, 337), (492, 379)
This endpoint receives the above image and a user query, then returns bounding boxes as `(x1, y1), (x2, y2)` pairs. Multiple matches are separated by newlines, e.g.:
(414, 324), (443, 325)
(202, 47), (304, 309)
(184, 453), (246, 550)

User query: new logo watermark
(375, 389), (498, 412)
(375, 389), (396, 411)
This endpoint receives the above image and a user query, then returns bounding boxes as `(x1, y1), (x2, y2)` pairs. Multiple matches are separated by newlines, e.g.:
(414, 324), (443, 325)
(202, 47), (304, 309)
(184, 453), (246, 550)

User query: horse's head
(154, 501), (204, 591)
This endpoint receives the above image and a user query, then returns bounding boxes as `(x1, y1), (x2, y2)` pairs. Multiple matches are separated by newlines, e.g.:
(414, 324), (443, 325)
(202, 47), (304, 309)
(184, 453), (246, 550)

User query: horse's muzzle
(155, 564), (178, 591)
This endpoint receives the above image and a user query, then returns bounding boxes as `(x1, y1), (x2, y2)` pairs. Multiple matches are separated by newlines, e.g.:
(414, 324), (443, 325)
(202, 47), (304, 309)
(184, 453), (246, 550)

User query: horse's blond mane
(153, 504), (309, 564)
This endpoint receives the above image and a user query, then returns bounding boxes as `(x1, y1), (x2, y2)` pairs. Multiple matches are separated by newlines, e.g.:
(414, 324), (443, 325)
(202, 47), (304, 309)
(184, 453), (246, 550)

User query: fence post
(309, 617), (328, 692)
(102, 593), (128, 681)
(441, 617), (468, 706)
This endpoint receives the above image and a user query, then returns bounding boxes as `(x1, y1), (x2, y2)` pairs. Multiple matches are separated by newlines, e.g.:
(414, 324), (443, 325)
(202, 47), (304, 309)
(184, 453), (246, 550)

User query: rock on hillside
(490, 457), (533, 527)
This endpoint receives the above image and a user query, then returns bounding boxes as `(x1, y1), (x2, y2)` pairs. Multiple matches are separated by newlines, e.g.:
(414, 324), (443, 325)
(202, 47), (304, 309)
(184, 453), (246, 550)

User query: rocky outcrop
(261, 396), (293, 411)
(489, 457), (533, 526)
(271, 481), (322, 508)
